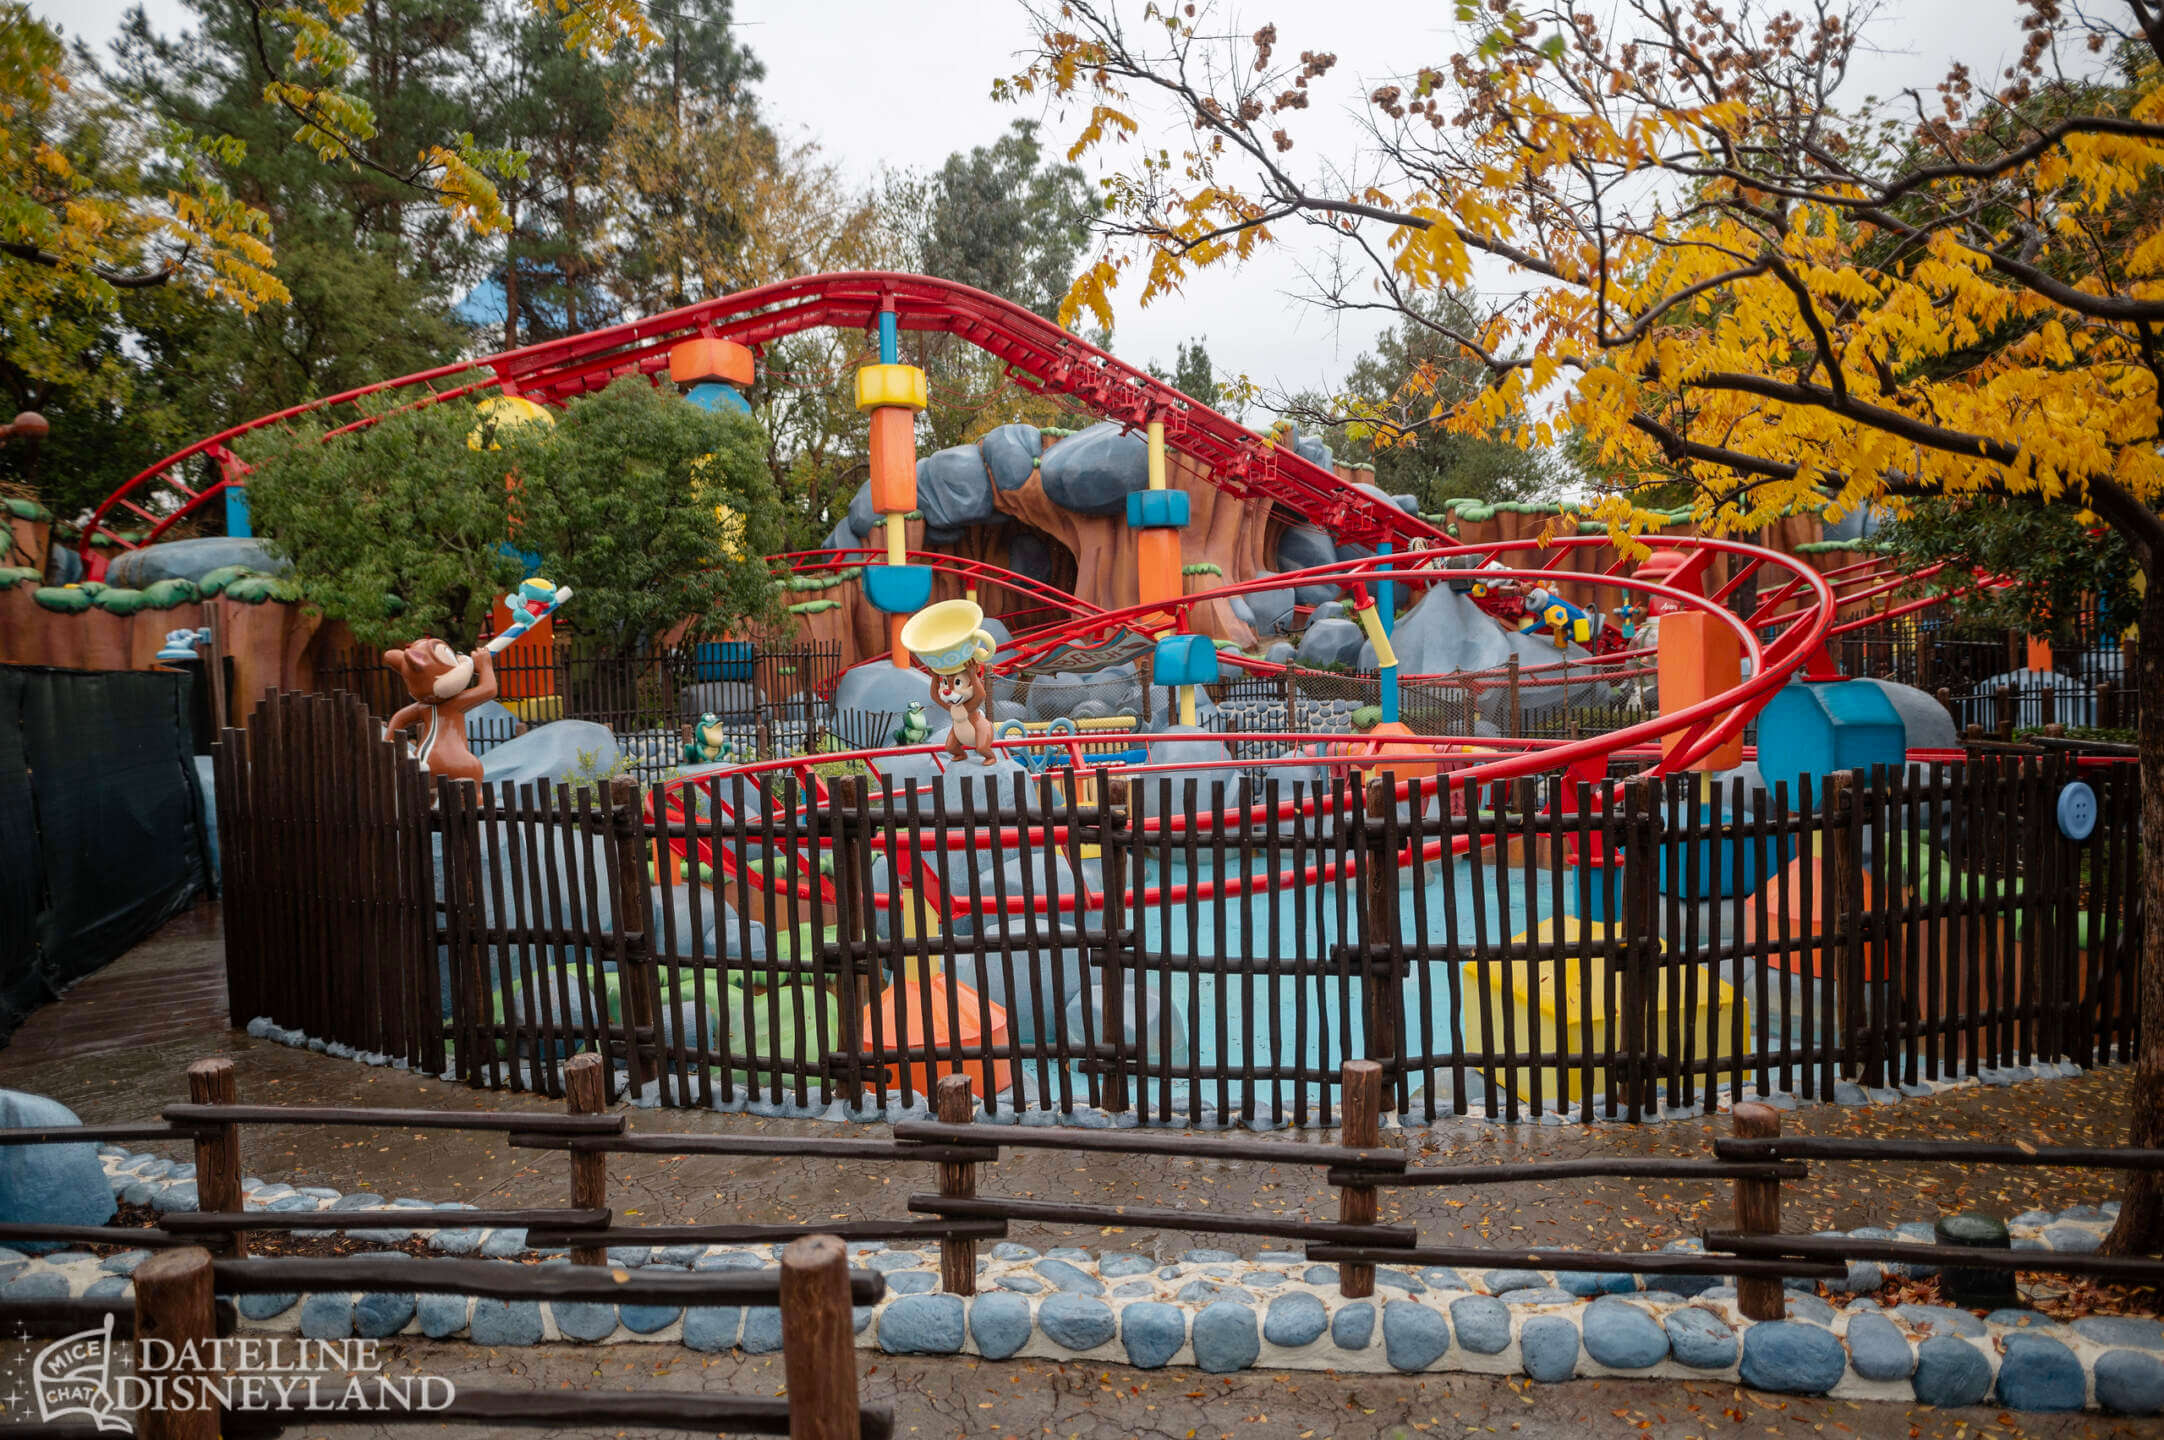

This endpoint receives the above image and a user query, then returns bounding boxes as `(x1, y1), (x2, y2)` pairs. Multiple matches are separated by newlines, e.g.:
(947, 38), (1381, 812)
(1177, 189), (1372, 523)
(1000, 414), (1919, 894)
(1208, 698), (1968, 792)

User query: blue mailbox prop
(863, 563), (935, 616)
(1152, 633), (1221, 688)
(1755, 678), (1907, 784)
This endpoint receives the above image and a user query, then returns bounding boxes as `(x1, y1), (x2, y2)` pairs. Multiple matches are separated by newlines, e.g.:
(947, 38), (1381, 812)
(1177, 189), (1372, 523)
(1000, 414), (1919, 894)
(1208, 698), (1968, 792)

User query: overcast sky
(34, 0), (2036, 400)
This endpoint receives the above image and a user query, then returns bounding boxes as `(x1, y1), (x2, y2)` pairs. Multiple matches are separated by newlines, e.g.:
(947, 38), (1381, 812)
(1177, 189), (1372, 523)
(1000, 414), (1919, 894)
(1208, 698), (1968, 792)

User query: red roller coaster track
(82, 271), (1439, 558)
(89, 268), (1982, 797)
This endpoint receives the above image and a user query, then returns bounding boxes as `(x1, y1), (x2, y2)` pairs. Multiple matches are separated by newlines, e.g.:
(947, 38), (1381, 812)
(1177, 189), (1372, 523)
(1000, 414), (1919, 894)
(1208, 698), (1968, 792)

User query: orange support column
(1658, 610), (1745, 770)
(1138, 529), (1183, 613)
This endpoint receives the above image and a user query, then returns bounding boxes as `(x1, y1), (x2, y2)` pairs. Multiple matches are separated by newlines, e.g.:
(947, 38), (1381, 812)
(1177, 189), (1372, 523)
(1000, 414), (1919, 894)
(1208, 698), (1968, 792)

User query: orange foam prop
(862, 972), (1012, 1100)
(1657, 610), (1744, 771)
(669, 336), (754, 388)
(1745, 853), (1887, 979)
(1137, 527), (1183, 611)
(868, 406), (918, 514)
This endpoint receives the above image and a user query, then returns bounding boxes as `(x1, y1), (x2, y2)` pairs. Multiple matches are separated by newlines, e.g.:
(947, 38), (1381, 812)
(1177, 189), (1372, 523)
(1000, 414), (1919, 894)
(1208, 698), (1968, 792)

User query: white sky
(36, 0), (2035, 399)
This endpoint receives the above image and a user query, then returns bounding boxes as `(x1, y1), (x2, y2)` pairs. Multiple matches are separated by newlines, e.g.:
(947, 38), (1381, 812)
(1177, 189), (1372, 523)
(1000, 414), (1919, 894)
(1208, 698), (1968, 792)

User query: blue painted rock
(969, 1293), (1032, 1359)
(981, 425), (1043, 492)
(1191, 1300), (1260, 1373)
(1912, 1335), (1993, 1407)
(1038, 423), (1149, 516)
(1122, 1301), (1185, 1369)
(1383, 1301), (1450, 1372)
(1739, 1321), (1847, 1395)
(0, 1092), (116, 1249)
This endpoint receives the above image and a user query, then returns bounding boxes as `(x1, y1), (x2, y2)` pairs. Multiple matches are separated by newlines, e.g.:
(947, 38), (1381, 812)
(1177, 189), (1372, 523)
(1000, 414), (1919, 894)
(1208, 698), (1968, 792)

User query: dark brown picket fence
(216, 690), (2143, 1123)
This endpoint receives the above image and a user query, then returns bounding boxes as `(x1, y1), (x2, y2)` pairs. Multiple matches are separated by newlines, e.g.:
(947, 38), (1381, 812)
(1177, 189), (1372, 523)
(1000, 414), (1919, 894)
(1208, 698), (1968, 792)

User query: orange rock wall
(0, 590), (331, 726)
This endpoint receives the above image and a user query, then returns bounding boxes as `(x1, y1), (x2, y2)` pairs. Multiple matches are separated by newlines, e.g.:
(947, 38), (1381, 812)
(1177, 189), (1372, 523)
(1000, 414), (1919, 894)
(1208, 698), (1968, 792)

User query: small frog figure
(894, 701), (931, 746)
(682, 711), (736, 765)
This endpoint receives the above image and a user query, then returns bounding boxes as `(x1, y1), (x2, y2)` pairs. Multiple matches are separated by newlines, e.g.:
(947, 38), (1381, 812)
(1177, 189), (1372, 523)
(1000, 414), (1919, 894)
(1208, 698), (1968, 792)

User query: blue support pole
(877, 309), (900, 366)
(225, 481), (252, 539)
(1377, 541), (1399, 724)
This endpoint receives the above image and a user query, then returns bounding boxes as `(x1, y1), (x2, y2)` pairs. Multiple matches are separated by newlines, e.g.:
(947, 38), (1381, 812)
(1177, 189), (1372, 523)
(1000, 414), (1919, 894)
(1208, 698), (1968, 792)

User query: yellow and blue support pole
(1130, 417), (1188, 615)
(857, 304), (932, 665)
(1351, 582), (1398, 723)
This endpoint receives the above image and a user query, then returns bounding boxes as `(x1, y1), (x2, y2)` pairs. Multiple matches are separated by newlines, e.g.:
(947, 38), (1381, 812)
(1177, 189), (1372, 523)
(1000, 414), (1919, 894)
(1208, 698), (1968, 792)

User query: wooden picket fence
(215, 690), (2143, 1122)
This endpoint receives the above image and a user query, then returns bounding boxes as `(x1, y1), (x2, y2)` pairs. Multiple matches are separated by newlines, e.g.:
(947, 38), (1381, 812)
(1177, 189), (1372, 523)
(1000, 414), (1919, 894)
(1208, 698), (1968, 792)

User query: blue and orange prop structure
(856, 308), (933, 663)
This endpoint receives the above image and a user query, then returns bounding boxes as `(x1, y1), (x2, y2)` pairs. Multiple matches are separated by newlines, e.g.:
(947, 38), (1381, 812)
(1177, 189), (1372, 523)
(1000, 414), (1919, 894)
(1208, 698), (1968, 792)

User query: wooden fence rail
(14, 1055), (2164, 1371)
(0, 1241), (887, 1440)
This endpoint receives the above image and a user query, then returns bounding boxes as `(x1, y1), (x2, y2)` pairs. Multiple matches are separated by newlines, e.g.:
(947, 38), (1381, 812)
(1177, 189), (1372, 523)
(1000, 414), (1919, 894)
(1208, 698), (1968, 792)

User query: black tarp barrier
(0, 665), (210, 1045)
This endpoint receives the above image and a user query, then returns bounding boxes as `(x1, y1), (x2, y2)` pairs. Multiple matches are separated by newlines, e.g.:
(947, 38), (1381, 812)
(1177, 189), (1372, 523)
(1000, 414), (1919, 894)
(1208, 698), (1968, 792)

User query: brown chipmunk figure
(383, 636), (498, 784)
(935, 658), (998, 765)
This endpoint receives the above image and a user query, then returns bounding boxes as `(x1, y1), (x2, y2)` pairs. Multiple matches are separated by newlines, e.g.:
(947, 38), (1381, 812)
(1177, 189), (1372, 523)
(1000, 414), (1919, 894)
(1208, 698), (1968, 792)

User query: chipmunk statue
(936, 661), (998, 766)
(382, 637), (498, 784)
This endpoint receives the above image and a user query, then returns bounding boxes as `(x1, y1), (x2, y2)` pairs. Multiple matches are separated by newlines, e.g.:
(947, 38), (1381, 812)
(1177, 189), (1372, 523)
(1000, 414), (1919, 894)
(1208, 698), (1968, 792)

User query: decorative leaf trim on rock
(138, 579), (202, 609)
(0, 566), (39, 589)
(1795, 539), (1893, 555)
(787, 569), (860, 592)
(92, 587), (148, 616)
(2, 496), (51, 523)
(220, 574), (294, 604)
(32, 586), (91, 613)
(196, 565), (253, 597)
(787, 599), (841, 615)
(1182, 563), (1223, 577)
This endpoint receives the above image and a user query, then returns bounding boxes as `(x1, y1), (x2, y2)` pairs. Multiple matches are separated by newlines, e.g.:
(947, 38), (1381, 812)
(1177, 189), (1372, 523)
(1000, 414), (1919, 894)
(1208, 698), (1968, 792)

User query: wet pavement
(0, 1340), (2141, 1439)
(0, 906), (2134, 1258)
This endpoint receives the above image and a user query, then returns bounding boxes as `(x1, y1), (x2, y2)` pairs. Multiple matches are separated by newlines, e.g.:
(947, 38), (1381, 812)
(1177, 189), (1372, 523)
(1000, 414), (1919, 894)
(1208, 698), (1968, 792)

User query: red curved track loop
(83, 271), (1441, 557)
(769, 547), (1103, 627)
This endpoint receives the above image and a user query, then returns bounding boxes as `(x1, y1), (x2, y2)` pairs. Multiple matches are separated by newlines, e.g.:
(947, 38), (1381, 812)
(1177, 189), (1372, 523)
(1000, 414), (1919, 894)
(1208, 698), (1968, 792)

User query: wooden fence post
(1937, 687), (1956, 727)
(934, 1073), (978, 1294)
(186, 1059), (244, 1259)
(133, 1246), (219, 1440)
(781, 1234), (861, 1440)
(1099, 776), (1130, 1116)
(1730, 1103), (1786, 1321)
(607, 777), (658, 1098)
(1994, 684), (2016, 741)
(1337, 1060), (1381, 1299)
(1619, 776), (1660, 1118)
(1362, 776), (1404, 1095)
(565, 1052), (609, 1266)
(829, 775), (872, 1021)
(1824, 771), (1866, 1087)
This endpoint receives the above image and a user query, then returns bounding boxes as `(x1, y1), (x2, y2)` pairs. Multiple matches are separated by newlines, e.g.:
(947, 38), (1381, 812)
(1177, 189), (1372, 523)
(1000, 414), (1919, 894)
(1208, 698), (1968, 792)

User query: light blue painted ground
(1045, 848), (1828, 1117)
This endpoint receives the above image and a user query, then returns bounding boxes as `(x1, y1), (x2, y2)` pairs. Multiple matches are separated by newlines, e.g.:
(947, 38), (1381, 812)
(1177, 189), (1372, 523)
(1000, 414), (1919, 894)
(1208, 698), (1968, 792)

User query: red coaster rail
(81, 272), (1441, 560)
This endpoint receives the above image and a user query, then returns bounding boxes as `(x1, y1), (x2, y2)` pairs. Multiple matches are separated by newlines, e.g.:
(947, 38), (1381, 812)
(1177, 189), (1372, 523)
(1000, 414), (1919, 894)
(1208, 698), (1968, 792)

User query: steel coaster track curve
(82, 271), (1441, 558)
(768, 548), (1104, 626)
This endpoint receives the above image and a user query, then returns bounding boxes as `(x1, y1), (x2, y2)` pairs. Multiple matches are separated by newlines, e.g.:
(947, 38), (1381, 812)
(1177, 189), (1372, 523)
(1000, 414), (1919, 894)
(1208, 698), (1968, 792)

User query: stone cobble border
(240, 1016), (2099, 1129)
(1, 1148), (2154, 1416)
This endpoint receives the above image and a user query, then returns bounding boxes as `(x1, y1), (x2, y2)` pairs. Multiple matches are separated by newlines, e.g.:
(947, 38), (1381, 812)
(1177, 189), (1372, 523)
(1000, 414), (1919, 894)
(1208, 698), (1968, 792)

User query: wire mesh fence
(313, 637), (846, 785)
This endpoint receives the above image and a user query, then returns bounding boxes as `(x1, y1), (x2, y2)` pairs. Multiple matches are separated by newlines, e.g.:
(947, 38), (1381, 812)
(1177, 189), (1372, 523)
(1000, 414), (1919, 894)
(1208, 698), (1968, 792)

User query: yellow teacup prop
(900, 599), (997, 675)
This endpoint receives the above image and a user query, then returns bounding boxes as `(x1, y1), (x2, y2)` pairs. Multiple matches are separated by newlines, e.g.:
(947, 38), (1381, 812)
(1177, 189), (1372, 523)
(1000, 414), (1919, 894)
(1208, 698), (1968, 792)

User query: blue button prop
(1126, 490), (1191, 529)
(2056, 781), (2098, 842)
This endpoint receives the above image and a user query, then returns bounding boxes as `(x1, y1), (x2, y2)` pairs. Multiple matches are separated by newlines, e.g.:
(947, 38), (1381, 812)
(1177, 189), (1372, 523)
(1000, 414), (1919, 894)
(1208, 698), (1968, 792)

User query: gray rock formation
(1038, 422), (1149, 516)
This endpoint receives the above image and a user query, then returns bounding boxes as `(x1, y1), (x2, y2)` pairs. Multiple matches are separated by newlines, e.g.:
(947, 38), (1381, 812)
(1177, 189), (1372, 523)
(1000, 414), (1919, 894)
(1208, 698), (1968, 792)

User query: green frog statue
(681, 711), (739, 766)
(893, 701), (931, 746)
